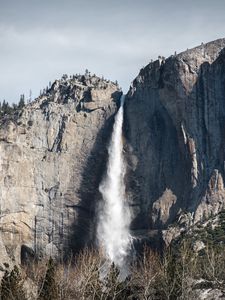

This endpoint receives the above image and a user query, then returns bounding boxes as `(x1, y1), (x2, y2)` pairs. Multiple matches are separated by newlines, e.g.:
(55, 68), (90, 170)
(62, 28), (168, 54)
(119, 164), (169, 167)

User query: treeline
(1, 242), (225, 299)
(0, 95), (25, 118)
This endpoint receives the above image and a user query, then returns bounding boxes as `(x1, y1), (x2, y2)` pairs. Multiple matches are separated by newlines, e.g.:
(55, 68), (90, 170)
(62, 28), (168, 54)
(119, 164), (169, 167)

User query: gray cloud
(0, 0), (225, 103)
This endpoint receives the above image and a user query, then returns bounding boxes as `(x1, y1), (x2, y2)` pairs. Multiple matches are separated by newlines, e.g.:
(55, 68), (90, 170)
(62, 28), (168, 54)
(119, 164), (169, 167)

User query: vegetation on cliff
(0, 241), (225, 299)
(0, 96), (25, 119)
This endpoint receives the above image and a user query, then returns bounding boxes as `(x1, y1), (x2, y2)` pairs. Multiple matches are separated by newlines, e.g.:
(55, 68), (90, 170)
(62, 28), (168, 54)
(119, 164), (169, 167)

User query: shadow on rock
(63, 93), (122, 259)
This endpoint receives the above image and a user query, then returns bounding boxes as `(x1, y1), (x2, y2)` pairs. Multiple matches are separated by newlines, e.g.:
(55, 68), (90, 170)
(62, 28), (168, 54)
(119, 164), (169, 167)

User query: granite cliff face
(124, 38), (225, 243)
(0, 74), (121, 268)
(1, 38), (225, 267)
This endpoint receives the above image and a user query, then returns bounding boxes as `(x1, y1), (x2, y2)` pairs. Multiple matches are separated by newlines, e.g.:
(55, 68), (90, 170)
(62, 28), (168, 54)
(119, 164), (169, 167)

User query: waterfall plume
(97, 94), (131, 279)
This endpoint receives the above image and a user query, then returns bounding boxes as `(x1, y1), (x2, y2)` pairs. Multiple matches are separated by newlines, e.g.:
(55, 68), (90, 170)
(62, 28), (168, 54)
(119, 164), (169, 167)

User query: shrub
(0, 265), (27, 300)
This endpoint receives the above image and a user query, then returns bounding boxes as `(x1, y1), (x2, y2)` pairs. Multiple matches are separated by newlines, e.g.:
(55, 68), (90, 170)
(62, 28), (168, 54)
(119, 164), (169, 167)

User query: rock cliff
(1, 38), (225, 267)
(124, 38), (225, 244)
(0, 73), (121, 268)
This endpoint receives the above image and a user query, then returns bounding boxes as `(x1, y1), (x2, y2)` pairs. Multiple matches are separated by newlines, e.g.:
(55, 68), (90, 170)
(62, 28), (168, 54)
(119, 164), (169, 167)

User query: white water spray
(97, 94), (131, 278)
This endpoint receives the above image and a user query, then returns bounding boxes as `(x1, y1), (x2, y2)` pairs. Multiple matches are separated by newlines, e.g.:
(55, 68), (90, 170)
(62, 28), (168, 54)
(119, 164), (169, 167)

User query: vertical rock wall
(124, 39), (225, 238)
(0, 75), (121, 267)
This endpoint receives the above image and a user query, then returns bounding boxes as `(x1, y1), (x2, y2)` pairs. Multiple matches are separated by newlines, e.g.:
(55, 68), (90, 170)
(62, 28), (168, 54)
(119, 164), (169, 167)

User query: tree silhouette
(18, 94), (25, 109)
(38, 257), (59, 300)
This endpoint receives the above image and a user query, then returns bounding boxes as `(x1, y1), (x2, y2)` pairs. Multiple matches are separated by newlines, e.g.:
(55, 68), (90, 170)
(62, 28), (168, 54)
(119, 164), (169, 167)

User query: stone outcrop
(1, 38), (225, 267)
(124, 38), (225, 241)
(0, 73), (121, 269)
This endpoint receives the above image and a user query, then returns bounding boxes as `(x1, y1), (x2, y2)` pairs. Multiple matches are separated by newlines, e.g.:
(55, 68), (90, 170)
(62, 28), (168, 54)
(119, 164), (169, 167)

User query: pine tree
(18, 94), (25, 109)
(103, 263), (131, 299)
(0, 101), (2, 117)
(0, 269), (11, 299)
(1, 100), (9, 115)
(0, 265), (27, 300)
(38, 257), (59, 300)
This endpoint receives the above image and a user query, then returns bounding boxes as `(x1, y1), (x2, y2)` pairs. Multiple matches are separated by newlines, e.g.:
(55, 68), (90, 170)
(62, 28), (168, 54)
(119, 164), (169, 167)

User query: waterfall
(97, 94), (131, 279)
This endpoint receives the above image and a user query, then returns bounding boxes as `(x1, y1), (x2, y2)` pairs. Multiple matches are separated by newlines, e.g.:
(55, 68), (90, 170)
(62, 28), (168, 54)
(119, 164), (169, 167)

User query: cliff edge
(124, 38), (225, 244)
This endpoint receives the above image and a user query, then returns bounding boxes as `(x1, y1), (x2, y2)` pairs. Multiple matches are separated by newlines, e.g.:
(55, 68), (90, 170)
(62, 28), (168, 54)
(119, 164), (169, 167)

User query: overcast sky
(1, 0), (225, 103)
